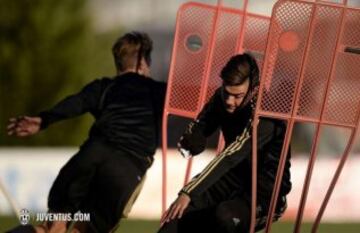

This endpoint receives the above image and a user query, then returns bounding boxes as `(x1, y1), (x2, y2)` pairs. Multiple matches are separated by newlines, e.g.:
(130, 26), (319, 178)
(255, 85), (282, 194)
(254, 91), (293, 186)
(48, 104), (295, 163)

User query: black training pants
(157, 185), (287, 233)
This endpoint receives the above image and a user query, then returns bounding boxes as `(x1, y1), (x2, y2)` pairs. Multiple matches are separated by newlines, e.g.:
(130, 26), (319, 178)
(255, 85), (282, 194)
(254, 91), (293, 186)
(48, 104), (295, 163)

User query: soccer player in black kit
(158, 54), (291, 233)
(7, 32), (166, 233)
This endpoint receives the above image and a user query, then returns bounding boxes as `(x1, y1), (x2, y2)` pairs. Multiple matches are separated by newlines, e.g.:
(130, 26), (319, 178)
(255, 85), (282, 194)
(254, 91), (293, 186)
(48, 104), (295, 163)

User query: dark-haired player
(158, 53), (291, 233)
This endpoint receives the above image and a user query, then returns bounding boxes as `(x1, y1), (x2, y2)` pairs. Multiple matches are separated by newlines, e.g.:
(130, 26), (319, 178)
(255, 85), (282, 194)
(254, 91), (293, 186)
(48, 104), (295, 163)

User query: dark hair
(112, 31), (153, 72)
(220, 53), (259, 88)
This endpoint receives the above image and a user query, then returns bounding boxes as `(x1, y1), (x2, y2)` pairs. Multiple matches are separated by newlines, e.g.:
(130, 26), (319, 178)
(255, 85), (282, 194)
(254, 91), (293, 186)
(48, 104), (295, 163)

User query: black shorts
(48, 139), (148, 232)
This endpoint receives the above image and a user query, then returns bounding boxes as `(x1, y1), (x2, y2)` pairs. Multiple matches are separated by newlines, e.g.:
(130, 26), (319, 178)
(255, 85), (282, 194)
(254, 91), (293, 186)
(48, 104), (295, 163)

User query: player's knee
(215, 203), (249, 233)
(215, 203), (232, 223)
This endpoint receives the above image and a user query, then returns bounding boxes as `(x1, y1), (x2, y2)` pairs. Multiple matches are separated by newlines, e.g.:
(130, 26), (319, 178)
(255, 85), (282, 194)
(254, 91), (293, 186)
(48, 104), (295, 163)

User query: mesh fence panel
(259, 1), (313, 116)
(258, 1), (360, 127)
(166, 3), (270, 118)
(296, 6), (342, 119)
(168, 4), (215, 114)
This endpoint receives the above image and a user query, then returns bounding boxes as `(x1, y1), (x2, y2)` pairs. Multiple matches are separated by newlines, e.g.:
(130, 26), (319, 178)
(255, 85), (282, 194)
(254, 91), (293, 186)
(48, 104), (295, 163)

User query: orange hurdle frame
(253, 0), (360, 232)
(162, 1), (360, 233)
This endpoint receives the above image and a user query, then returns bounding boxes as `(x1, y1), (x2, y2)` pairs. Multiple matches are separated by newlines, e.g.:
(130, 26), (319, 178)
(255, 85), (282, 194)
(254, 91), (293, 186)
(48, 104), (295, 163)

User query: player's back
(90, 72), (166, 158)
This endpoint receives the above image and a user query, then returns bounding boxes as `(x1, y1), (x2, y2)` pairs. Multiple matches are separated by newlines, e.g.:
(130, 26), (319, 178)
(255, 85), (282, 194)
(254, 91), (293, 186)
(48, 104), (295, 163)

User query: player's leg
(214, 197), (251, 233)
(45, 140), (111, 233)
(254, 195), (287, 232)
(159, 169), (246, 233)
(157, 206), (217, 233)
(80, 152), (147, 232)
(5, 141), (108, 233)
(214, 194), (288, 233)
(47, 140), (106, 213)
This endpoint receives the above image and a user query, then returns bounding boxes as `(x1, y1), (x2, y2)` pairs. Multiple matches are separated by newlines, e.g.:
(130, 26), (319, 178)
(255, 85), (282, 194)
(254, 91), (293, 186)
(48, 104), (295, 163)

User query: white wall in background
(0, 148), (359, 222)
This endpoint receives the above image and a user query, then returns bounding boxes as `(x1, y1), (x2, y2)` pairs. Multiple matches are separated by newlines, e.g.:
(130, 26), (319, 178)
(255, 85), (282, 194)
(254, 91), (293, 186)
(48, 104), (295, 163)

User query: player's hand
(7, 116), (41, 137)
(178, 130), (207, 156)
(160, 193), (191, 226)
(177, 137), (192, 159)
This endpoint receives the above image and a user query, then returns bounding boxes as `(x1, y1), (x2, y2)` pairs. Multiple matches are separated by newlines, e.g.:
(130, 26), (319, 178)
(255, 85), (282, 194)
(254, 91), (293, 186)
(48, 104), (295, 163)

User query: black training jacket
(180, 88), (292, 199)
(38, 72), (166, 160)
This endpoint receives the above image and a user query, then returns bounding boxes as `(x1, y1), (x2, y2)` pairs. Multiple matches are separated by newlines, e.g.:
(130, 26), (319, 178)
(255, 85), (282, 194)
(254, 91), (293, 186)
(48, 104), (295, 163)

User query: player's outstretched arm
(7, 116), (41, 137)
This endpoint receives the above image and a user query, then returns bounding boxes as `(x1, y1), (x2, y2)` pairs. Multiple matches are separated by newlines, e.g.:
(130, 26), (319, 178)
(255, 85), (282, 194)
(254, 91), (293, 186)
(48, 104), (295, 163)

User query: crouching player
(158, 54), (291, 233)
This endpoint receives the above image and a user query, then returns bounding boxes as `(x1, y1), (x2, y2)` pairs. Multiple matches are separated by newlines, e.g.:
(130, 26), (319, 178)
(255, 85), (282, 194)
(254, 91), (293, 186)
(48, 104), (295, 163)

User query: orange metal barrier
(252, 0), (360, 232)
(162, 0), (359, 232)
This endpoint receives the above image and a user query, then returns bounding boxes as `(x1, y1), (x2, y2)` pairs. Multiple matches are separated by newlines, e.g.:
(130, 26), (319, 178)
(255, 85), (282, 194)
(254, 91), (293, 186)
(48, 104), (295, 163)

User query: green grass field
(1, 216), (359, 233)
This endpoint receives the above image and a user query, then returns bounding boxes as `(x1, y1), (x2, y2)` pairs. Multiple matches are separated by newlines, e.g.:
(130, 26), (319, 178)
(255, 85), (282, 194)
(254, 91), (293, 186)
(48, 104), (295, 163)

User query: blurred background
(0, 0), (359, 232)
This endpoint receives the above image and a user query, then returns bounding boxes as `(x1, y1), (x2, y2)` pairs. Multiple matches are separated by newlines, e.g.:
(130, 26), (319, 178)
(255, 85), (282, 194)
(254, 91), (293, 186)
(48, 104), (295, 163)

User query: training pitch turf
(1, 216), (359, 232)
